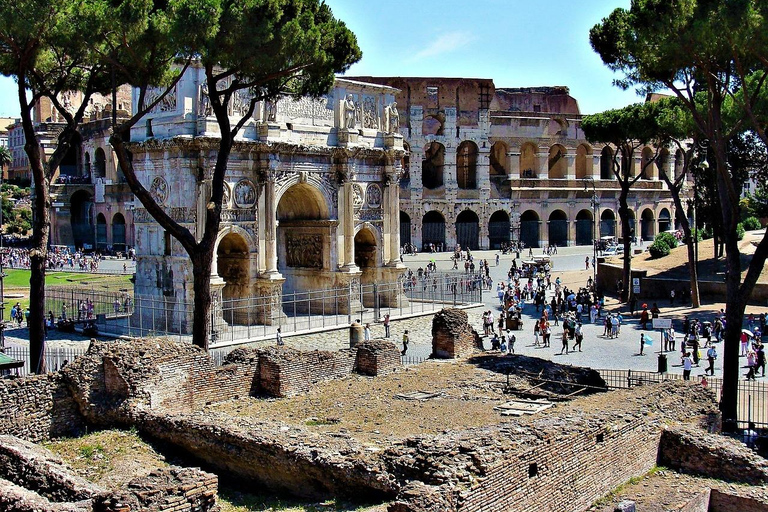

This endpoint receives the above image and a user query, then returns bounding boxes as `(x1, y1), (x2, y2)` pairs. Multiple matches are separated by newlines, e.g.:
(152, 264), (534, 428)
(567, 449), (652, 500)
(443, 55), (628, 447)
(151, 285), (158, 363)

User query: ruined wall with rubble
(432, 308), (483, 359)
(0, 374), (83, 443)
(0, 434), (220, 512)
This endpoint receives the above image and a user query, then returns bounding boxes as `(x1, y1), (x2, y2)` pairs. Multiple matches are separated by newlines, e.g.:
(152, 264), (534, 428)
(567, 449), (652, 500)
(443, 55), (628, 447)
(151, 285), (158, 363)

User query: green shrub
(701, 226), (713, 240)
(743, 216), (762, 231)
(648, 240), (671, 258)
(655, 231), (678, 250)
(737, 223), (745, 241)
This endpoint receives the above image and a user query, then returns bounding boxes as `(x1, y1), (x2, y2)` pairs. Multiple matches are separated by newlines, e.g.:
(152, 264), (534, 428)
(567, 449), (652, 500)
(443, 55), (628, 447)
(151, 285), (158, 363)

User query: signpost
(653, 318), (673, 373)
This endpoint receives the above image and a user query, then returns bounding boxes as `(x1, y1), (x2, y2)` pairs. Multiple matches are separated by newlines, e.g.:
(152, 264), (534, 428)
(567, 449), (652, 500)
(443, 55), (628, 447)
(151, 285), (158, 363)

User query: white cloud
(408, 31), (476, 62)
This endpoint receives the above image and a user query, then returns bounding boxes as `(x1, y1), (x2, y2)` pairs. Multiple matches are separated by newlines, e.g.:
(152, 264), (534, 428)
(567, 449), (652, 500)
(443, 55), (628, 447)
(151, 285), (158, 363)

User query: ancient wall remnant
(355, 340), (402, 376)
(658, 425), (768, 485)
(257, 347), (356, 398)
(0, 373), (83, 443)
(431, 308), (483, 359)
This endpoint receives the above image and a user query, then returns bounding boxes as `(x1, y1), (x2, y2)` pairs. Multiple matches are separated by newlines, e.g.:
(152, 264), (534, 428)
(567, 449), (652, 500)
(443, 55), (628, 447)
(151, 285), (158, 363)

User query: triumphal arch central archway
(129, 68), (406, 334)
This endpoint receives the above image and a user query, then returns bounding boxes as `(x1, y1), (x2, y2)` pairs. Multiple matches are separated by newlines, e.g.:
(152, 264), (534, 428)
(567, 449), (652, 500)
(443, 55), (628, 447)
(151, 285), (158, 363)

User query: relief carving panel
(285, 234), (323, 269)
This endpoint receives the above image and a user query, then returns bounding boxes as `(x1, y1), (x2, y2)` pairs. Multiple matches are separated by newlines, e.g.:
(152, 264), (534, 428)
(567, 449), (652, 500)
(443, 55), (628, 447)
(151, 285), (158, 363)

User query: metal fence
(42, 273), (482, 347)
(597, 368), (767, 429)
(2, 346), (86, 376)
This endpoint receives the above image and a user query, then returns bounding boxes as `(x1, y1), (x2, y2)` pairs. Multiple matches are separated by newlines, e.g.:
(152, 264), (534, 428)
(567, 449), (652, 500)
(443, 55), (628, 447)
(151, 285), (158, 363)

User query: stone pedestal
(210, 277), (228, 336)
(257, 122), (282, 141)
(253, 276), (288, 326)
(335, 270), (363, 317)
(383, 133), (403, 149)
(337, 128), (360, 146)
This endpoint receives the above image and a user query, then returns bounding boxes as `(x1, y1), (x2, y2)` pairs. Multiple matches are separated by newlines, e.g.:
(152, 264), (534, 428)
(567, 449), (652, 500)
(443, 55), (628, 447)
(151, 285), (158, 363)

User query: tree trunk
(191, 249), (214, 351)
(686, 237), (700, 308)
(618, 188), (632, 303)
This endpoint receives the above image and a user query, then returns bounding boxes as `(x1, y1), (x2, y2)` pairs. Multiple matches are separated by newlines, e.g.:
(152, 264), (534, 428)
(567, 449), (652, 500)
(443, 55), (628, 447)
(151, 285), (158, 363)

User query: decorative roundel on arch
(365, 183), (382, 208)
(150, 176), (169, 206)
(234, 179), (256, 208)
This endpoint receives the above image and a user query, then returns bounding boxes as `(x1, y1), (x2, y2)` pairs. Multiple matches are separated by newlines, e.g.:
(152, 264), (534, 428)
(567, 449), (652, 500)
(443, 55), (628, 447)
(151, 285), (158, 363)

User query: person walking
(507, 332), (516, 354)
(757, 344), (766, 377)
(276, 327), (284, 346)
(560, 328), (569, 355)
(585, 256), (590, 270)
(401, 330), (410, 355)
(640, 333), (646, 355)
(383, 314), (390, 338)
(682, 352), (693, 380)
(364, 323), (371, 342)
(705, 345), (718, 376)
(573, 322), (583, 352)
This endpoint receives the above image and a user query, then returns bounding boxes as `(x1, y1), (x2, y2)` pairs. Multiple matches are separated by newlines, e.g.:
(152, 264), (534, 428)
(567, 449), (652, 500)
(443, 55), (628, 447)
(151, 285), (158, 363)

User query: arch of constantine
(128, 68), (406, 333)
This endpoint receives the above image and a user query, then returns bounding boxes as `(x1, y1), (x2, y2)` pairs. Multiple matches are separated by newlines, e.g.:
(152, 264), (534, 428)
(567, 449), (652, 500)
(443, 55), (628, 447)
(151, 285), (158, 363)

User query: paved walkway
(5, 246), (767, 382)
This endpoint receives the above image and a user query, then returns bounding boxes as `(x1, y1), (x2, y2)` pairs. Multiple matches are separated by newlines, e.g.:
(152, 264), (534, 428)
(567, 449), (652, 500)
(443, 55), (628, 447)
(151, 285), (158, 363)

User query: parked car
(603, 246), (619, 256)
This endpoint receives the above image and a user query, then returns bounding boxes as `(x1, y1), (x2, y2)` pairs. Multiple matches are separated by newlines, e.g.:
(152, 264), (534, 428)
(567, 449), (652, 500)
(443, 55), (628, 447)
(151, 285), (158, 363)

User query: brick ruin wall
(255, 347), (357, 397)
(659, 425), (768, 485)
(0, 434), (219, 512)
(0, 373), (83, 443)
(432, 308), (483, 359)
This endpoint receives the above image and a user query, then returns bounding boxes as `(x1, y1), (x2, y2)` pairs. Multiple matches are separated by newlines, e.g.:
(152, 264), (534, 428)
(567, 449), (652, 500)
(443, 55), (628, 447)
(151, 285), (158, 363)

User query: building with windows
(352, 77), (688, 250)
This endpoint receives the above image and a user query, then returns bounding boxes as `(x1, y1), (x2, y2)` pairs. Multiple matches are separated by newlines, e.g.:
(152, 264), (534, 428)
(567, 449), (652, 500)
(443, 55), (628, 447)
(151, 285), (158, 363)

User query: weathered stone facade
(352, 77), (686, 250)
(128, 67), (407, 333)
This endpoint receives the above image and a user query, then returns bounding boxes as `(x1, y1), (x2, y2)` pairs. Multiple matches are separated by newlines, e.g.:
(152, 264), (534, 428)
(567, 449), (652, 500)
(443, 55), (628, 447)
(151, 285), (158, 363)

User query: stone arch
(520, 210), (540, 248)
(626, 210), (637, 240)
(94, 147), (107, 178)
(456, 209), (479, 250)
(354, 225), (379, 269)
(488, 210), (510, 249)
(575, 209), (594, 246)
(60, 132), (81, 178)
(548, 144), (567, 179)
(422, 141), (445, 189)
(96, 213), (107, 250)
(548, 209), (568, 247)
(640, 147), (654, 179)
(401, 141), (411, 187)
(216, 232), (251, 324)
(600, 146), (613, 179)
(658, 208), (672, 233)
(520, 142), (538, 178)
(575, 144), (592, 179)
(422, 210), (445, 251)
(84, 153), (91, 177)
(276, 182), (330, 221)
(456, 140), (478, 189)
(490, 141), (507, 177)
(641, 208), (656, 241)
(70, 189), (94, 249)
(112, 213), (126, 250)
(621, 146), (634, 178)
(400, 211), (411, 248)
(659, 148), (671, 180)
(600, 209), (616, 238)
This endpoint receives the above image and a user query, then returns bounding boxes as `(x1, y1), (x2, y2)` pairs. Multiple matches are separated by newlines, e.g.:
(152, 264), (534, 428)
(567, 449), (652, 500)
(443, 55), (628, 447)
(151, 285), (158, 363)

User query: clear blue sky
(0, 0), (641, 118)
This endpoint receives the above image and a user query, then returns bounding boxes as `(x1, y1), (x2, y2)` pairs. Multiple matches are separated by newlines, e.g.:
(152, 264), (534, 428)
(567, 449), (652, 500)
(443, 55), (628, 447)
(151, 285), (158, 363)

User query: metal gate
(548, 220), (568, 247)
(520, 221), (540, 248)
(456, 221), (479, 250)
(422, 220), (445, 250)
(400, 219), (411, 247)
(575, 219), (593, 246)
(488, 220), (510, 249)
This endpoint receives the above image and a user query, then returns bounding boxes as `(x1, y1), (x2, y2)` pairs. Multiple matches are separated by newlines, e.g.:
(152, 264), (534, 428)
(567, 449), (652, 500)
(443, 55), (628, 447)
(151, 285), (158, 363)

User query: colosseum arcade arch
(488, 210), (510, 250)
(96, 213), (107, 250)
(520, 210), (540, 248)
(70, 189), (94, 250)
(355, 226), (380, 308)
(575, 209), (594, 246)
(548, 145), (567, 179)
(600, 147), (614, 180)
(641, 208), (656, 241)
(520, 142), (538, 178)
(576, 144), (592, 179)
(658, 208), (672, 233)
(457, 141), (478, 189)
(456, 209), (479, 250)
(112, 213), (126, 251)
(276, 183), (332, 294)
(422, 142), (445, 189)
(94, 147), (107, 178)
(216, 232), (252, 324)
(600, 210), (616, 238)
(422, 211), (446, 251)
(548, 210), (568, 247)
(640, 147), (654, 179)
(490, 142), (507, 176)
(400, 211), (412, 248)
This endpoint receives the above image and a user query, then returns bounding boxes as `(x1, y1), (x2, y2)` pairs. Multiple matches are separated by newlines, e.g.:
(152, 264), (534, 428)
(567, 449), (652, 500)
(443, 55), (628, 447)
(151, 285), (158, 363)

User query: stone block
(355, 339), (401, 376)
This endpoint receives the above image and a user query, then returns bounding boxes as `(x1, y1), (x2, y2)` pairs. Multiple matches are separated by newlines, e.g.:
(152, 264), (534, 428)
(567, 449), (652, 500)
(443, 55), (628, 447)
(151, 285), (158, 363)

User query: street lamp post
(583, 177), (599, 289)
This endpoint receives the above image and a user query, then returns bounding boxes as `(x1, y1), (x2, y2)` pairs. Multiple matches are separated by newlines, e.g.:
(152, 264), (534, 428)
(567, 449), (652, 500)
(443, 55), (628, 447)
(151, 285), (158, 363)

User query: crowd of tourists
(0, 247), (102, 272)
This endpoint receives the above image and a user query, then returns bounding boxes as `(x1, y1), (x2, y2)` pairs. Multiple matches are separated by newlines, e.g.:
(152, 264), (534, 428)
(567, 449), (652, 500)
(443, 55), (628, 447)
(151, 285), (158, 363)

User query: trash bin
(657, 353), (668, 373)
(349, 321), (364, 348)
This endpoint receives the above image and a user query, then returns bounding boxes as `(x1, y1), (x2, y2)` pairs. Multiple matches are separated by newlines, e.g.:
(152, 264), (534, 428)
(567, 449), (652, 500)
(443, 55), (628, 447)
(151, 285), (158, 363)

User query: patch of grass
(590, 466), (666, 508)
(304, 418), (340, 427)
(78, 443), (105, 459)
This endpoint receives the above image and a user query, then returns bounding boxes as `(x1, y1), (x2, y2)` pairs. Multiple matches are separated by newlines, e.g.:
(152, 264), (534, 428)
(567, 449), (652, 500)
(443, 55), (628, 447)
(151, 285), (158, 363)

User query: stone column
(509, 151), (520, 178)
(264, 176), (279, 275)
(385, 170), (403, 268)
(566, 154), (576, 180)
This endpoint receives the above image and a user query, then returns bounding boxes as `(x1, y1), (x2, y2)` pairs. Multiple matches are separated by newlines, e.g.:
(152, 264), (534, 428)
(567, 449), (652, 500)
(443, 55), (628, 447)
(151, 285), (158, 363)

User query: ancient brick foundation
(0, 373), (83, 442)
(658, 425), (768, 484)
(431, 308), (483, 359)
(355, 339), (402, 376)
(0, 434), (220, 512)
